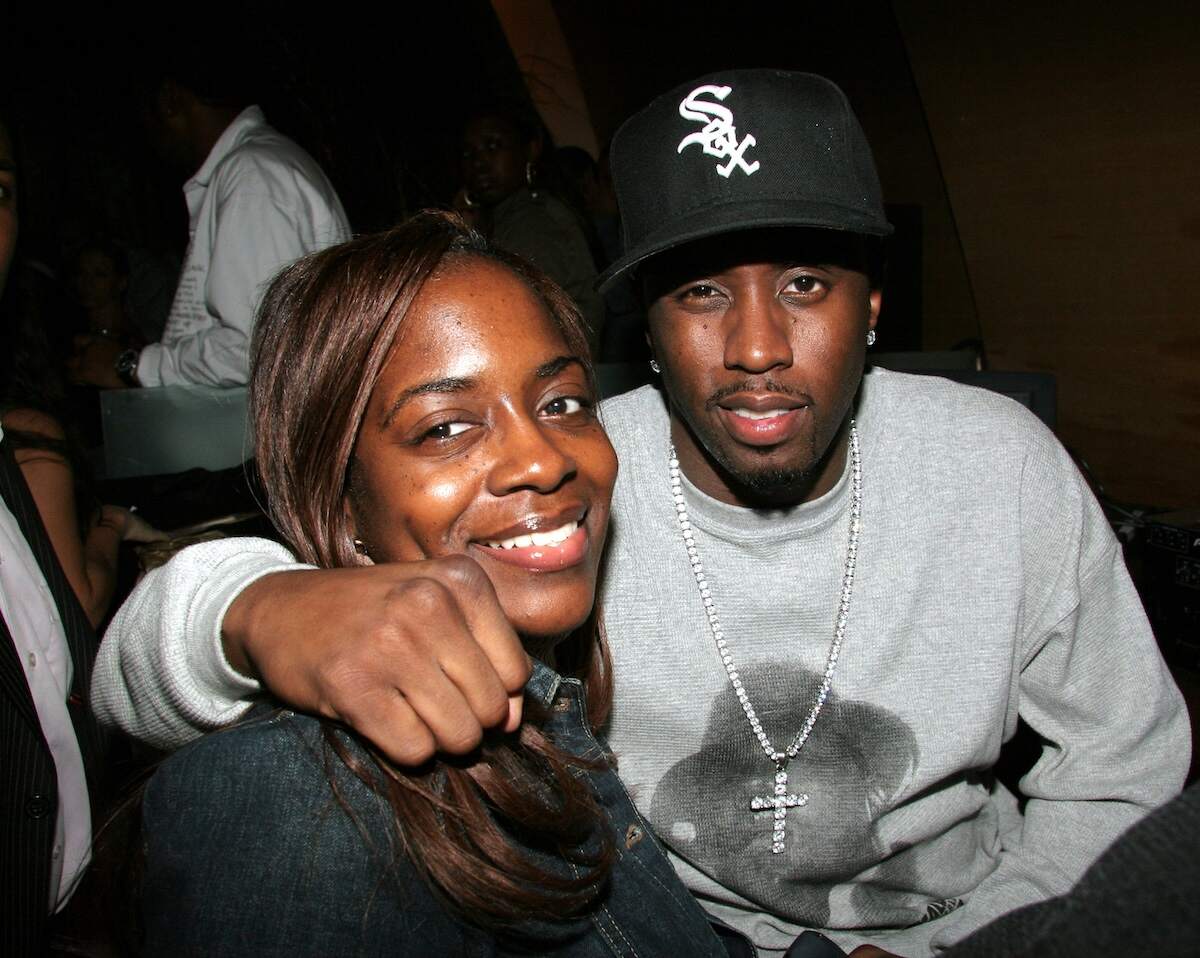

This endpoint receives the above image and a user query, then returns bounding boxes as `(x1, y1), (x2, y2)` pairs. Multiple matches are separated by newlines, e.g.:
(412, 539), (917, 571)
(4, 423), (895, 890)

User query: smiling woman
(136, 211), (727, 956)
(342, 256), (614, 645)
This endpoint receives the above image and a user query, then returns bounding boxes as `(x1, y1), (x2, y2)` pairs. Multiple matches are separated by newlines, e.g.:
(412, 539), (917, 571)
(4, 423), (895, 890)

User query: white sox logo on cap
(676, 84), (760, 178)
(597, 70), (892, 293)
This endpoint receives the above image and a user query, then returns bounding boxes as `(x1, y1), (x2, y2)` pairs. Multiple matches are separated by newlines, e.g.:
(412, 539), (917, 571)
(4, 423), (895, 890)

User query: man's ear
(868, 289), (882, 329)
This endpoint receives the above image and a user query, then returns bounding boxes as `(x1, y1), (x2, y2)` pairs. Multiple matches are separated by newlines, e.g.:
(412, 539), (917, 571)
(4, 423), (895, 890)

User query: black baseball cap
(597, 69), (892, 292)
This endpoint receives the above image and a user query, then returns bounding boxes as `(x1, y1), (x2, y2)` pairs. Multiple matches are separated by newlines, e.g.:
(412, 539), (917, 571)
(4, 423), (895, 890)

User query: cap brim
(597, 198), (893, 294)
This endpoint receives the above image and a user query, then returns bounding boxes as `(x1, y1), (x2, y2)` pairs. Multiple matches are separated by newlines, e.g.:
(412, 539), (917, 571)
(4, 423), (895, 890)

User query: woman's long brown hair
(248, 211), (613, 926)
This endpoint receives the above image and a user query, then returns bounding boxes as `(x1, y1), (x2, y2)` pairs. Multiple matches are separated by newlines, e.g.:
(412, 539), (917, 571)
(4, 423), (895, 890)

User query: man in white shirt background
(71, 39), (350, 390)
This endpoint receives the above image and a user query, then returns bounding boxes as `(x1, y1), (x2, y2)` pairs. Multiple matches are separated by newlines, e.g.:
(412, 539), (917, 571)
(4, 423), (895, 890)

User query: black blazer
(0, 438), (105, 955)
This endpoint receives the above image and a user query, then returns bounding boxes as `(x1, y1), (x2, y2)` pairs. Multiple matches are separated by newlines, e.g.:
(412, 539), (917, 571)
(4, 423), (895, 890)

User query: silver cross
(749, 765), (809, 854)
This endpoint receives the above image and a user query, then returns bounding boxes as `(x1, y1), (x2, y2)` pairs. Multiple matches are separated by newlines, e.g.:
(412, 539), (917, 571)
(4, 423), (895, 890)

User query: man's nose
(723, 293), (793, 374)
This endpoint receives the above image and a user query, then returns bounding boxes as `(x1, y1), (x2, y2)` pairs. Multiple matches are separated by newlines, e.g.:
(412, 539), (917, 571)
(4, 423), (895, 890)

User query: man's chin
(709, 445), (819, 502)
(728, 464), (818, 500)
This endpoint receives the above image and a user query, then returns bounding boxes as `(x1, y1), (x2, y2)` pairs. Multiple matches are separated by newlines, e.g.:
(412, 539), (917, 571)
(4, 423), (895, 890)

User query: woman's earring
(866, 330), (877, 347)
(525, 160), (538, 198)
(649, 358), (661, 374)
(352, 537), (367, 555)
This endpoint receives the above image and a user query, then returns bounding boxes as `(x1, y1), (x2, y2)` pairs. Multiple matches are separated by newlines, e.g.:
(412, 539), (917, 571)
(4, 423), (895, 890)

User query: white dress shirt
(138, 105), (351, 387)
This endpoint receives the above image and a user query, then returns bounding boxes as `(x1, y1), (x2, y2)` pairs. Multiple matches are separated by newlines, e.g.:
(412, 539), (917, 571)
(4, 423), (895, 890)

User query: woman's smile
(472, 508), (590, 572)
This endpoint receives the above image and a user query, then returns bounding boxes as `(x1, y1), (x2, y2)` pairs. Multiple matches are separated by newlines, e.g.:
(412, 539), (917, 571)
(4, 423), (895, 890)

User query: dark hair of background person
(133, 26), (258, 111)
(248, 210), (615, 925)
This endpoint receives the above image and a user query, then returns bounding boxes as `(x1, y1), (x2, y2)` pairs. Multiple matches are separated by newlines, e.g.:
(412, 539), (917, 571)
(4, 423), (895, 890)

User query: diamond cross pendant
(749, 765), (809, 854)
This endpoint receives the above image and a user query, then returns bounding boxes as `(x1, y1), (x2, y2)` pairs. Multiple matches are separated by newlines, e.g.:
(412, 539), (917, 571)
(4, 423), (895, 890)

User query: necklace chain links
(668, 422), (862, 854)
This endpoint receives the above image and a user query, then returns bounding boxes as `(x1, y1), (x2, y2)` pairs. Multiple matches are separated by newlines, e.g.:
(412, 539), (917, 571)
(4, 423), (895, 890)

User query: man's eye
(784, 275), (824, 295)
(678, 283), (722, 302)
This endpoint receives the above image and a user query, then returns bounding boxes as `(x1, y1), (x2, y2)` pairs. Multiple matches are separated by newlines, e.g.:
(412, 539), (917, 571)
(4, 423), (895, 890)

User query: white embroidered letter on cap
(676, 84), (761, 178)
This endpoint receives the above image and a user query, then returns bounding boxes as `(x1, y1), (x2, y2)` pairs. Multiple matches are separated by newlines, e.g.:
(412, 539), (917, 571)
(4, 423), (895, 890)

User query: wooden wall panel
(895, 1), (1200, 507)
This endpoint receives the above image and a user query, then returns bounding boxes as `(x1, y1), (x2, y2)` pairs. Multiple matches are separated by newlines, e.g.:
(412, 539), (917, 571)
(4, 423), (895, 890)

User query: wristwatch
(114, 348), (141, 387)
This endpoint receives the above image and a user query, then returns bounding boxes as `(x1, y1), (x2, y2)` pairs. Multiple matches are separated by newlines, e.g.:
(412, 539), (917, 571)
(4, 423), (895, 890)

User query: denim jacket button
(625, 823), (644, 849)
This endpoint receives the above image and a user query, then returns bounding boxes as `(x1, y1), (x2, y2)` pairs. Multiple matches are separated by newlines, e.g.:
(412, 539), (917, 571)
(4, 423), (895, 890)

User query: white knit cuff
(183, 544), (316, 710)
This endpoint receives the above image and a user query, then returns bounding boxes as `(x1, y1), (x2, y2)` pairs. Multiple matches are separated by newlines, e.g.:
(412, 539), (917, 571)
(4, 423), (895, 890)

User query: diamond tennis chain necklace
(668, 422), (862, 854)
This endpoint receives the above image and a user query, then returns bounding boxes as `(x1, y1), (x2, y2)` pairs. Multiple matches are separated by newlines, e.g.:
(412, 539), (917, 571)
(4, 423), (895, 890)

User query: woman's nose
(486, 414), (577, 496)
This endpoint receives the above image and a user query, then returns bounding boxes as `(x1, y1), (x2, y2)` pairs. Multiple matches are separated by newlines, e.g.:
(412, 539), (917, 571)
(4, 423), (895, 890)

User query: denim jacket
(140, 661), (737, 957)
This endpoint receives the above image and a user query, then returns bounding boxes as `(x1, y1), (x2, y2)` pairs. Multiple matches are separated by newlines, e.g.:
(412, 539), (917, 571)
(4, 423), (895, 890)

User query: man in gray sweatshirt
(92, 70), (1188, 956)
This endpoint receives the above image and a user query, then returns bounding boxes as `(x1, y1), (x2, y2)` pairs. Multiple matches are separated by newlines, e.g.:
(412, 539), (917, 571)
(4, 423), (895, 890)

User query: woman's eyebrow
(381, 376), (475, 427)
(535, 355), (584, 379)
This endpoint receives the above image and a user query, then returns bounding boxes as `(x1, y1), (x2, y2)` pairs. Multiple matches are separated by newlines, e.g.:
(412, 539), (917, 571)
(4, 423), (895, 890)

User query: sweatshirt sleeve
(90, 536), (312, 749)
(929, 433), (1191, 950)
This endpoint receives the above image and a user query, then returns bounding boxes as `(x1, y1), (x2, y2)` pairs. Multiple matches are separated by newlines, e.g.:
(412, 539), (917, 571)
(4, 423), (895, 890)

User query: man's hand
(847, 947), (905, 958)
(68, 334), (126, 389)
(222, 556), (531, 766)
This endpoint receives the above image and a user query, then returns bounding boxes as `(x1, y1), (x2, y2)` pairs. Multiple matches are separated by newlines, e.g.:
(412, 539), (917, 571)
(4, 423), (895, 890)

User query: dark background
(2, 0), (1197, 510)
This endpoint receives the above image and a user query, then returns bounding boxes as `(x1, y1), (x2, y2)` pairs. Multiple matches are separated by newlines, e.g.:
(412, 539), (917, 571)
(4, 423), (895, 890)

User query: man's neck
(184, 106), (245, 178)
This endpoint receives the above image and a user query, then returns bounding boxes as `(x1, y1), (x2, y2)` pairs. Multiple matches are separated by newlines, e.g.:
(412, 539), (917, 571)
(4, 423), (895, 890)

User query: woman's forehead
(384, 258), (571, 381)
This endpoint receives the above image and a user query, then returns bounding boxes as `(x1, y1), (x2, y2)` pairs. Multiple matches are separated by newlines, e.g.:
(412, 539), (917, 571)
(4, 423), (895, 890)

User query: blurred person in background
(457, 99), (605, 354)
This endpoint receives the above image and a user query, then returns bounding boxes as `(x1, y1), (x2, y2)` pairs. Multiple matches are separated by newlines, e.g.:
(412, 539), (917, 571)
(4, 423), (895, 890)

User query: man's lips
(714, 393), (810, 447)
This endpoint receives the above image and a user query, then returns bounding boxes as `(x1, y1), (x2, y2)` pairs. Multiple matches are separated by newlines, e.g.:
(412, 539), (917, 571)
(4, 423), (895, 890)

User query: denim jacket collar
(525, 658), (564, 708)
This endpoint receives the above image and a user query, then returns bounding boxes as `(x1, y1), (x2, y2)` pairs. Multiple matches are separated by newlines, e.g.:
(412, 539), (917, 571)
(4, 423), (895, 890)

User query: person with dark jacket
(0, 114), (108, 956)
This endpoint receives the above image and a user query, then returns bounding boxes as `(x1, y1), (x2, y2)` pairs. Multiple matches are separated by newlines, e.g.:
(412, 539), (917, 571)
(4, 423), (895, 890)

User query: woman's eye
(543, 395), (590, 417)
(422, 421), (473, 442)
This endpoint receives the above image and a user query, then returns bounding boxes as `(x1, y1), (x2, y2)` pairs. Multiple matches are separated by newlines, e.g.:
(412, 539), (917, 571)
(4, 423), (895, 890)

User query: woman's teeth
(484, 521), (578, 550)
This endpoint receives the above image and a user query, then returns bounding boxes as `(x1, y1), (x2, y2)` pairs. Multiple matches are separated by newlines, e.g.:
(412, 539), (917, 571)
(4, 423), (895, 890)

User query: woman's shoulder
(144, 708), (379, 830)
